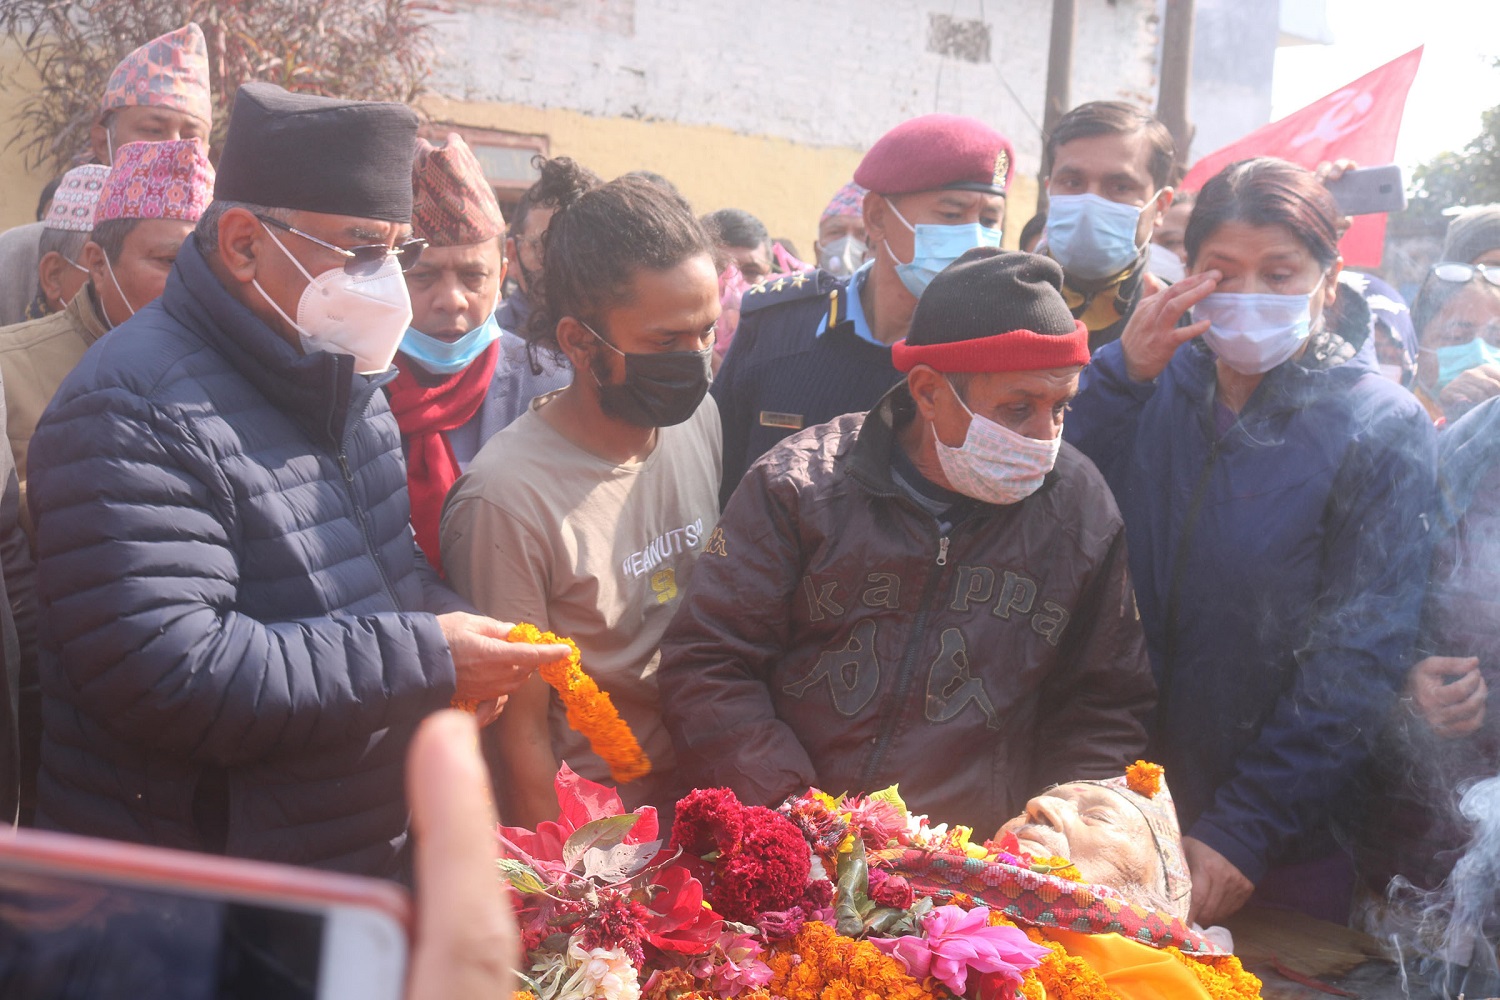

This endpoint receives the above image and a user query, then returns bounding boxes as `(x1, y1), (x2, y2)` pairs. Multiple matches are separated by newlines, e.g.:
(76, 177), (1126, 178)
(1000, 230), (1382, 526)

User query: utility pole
(1038, 0), (1077, 201)
(1158, 0), (1196, 171)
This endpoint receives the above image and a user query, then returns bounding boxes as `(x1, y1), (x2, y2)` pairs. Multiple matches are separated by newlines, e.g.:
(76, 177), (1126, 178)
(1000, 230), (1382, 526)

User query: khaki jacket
(0, 284), (110, 515)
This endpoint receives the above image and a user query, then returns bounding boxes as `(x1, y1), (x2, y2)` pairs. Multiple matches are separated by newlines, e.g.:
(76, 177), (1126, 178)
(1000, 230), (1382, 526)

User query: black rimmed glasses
(1431, 262), (1500, 288)
(256, 214), (427, 276)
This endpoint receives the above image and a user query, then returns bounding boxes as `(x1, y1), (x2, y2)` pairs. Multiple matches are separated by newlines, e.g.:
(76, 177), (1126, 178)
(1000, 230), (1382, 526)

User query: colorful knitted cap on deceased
(100, 23), (212, 126)
(1079, 766), (1192, 920)
(411, 133), (506, 247)
(44, 164), (111, 233)
(821, 182), (867, 221)
(95, 139), (214, 225)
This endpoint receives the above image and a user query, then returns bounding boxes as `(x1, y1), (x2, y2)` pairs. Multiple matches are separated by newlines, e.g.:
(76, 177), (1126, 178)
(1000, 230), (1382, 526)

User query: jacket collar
(162, 240), (394, 448)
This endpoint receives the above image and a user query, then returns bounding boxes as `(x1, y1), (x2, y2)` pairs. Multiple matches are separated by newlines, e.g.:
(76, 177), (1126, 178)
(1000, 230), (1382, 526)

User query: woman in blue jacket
(1065, 158), (1437, 925)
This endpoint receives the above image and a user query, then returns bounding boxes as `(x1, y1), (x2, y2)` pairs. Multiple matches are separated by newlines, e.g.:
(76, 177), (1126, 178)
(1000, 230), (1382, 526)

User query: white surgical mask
(932, 380), (1061, 505)
(1045, 192), (1157, 281)
(253, 223), (413, 375)
(1147, 240), (1185, 283)
(817, 234), (868, 278)
(884, 200), (1001, 298)
(1193, 281), (1323, 376)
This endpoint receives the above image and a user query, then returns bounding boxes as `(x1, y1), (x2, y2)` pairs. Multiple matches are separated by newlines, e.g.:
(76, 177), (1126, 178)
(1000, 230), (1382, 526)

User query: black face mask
(583, 321), (713, 428)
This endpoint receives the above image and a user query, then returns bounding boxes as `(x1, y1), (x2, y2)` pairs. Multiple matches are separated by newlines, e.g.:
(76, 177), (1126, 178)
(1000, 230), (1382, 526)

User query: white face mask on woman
(252, 223), (414, 375)
(932, 379), (1061, 505)
(1193, 278), (1324, 376)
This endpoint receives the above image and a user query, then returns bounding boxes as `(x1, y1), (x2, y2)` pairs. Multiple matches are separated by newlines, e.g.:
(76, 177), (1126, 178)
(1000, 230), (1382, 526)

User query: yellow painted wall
(0, 43), (48, 229)
(422, 96), (1039, 256)
(0, 78), (1042, 252)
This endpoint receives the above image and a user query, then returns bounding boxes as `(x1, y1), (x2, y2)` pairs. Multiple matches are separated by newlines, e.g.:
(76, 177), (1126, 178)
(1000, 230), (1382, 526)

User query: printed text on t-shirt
(622, 518), (705, 579)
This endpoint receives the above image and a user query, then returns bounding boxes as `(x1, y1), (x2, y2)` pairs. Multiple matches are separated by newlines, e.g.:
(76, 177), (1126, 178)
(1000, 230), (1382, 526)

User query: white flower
(562, 938), (641, 1000)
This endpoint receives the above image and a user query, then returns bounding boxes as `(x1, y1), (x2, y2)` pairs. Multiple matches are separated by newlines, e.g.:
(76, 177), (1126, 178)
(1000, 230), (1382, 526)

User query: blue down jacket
(1064, 291), (1437, 884)
(28, 240), (460, 876)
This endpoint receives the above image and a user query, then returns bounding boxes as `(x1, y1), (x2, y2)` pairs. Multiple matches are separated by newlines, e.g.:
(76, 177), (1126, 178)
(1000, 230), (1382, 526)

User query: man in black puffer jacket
(26, 84), (565, 878)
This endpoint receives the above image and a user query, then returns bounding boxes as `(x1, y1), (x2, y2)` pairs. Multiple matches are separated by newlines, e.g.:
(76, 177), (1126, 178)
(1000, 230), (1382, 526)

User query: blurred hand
(1119, 270), (1221, 382)
(438, 611), (571, 702)
(1313, 159), (1358, 237)
(1314, 158), (1360, 184)
(1439, 364), (1500, 419)
(1184, 835), (1254, 925)
(406, 710), (518, 1000)
(1406, 655), (1487, 739)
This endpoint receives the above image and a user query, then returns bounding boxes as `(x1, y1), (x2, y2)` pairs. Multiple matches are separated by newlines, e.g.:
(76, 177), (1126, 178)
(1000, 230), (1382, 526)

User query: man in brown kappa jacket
(658, 247), (1155, 837)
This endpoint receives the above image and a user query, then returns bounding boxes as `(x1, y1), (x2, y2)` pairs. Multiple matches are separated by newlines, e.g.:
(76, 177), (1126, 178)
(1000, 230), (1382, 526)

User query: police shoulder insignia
(740, 269), (840, 315)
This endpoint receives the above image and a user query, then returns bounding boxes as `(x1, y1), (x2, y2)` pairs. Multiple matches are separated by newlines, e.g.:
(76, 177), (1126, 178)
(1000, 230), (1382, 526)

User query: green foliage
(1395, 59), (1500, 236)
(0, 0), (452, 174)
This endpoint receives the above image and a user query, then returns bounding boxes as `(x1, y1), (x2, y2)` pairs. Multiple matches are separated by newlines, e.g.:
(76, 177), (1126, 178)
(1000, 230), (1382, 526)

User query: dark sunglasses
(1431, 261), (1500, 288)
(256, 214), (427, 276)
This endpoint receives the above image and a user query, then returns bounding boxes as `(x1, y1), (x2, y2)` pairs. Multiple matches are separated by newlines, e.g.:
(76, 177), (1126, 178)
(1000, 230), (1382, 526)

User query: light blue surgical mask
(398, 310), (502, 375)
(882, 200), (1001, 298)
(1193, 285), (1320, 376)
(1436, 337), (1500, 389)
(1044, 192), (1156, 282)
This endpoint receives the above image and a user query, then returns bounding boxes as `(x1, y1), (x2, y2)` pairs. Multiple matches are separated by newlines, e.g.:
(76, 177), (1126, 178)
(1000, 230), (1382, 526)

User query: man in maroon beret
(660, 246), (1155, 836)
(711, 113), (1014, 507)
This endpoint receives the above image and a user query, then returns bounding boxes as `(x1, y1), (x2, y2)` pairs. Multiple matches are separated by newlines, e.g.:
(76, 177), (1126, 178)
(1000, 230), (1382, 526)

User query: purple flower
(754, 906), (807, 941)
(871, 905), (1048, 995)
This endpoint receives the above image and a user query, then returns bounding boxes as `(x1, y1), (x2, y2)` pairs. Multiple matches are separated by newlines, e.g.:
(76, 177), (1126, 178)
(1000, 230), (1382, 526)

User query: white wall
(433, 0), (1163, 173)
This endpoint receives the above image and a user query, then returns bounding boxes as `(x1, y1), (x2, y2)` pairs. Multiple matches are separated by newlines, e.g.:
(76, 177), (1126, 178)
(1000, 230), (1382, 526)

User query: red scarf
(387, 342), (501, 573)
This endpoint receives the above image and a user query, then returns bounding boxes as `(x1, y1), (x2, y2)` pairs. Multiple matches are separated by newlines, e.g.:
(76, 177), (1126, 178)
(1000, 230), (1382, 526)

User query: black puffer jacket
(659, 386), (1155, 836)
(28, 240), (460, 876)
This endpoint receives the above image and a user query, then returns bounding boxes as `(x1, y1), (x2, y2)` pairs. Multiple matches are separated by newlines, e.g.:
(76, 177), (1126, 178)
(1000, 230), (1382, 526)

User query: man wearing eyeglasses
(24, 83), (566, 879)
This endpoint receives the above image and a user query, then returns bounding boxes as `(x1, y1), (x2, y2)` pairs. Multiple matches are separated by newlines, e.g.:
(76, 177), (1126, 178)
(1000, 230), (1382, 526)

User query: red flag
(1180, 46), (1423, 268)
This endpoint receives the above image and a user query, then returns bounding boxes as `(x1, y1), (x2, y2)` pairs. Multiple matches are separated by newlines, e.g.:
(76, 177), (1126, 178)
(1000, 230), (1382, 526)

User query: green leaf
(833, 838), (870, 938)
(562, 814), (640, 870)
(578, 839), (663, 883)
(495, 857), (548, 895)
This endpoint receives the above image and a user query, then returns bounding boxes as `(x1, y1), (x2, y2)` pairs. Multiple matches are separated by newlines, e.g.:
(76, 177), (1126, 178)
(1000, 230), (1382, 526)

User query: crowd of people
(2, 19), (1500, 980)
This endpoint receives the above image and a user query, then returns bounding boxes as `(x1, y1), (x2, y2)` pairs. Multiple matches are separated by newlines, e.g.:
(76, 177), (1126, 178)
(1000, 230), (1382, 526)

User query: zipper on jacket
(1156, 436), (1221, 742)
(338, 445), (401, 611)
(860, 527), (953, 787)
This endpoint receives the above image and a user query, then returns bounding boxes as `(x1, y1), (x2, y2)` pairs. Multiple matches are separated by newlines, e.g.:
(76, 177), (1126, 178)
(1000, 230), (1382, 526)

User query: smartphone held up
(0, 827), (410, 1000)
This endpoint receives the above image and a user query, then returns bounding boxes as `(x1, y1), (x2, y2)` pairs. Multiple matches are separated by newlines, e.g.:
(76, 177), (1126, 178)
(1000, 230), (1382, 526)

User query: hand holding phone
(1323, 164), (1408, 216)
(0, 827), (410, 999)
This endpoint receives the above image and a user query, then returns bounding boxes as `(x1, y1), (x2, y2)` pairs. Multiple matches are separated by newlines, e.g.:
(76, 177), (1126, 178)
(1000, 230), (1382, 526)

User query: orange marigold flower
(1166, 947), (1264, 999)
(507, 623), (651, 783)
(1126, 759), (1165, 798)
(1030, 855), (1083, 882)
(765, 920), (940, 1000)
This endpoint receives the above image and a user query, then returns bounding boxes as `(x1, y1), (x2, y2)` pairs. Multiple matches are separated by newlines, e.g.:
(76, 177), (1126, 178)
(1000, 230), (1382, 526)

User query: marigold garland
(1125, 760), (1165, 798)
(1021, 926), (1116, 1000)
(765, 920), (940, 999)
(1030, 855), (1083, 882)
(1166, 947), (1264, 999)
(508, 622), (651, 783)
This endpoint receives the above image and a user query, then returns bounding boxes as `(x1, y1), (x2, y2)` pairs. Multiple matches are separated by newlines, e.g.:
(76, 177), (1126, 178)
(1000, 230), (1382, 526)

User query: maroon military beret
(854, 114), (1015, 198)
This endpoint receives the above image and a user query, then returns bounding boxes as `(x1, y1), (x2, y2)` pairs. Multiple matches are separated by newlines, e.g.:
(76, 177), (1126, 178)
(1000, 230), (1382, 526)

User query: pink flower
(872, 905), (1048, 996)
(709, 932), (774, 997)
(498, 763), (658, 871)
